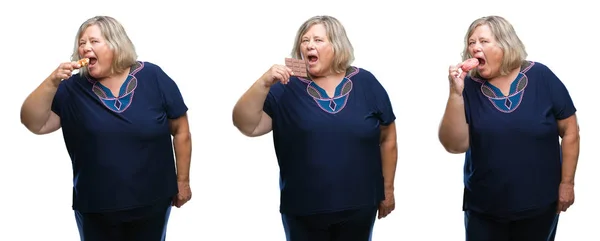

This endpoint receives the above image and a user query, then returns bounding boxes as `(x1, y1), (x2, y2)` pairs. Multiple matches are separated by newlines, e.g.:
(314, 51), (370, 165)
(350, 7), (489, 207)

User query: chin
(308, 66), (324, 76)
(88, 70), (102, 79)
(475, 69), (489, 79)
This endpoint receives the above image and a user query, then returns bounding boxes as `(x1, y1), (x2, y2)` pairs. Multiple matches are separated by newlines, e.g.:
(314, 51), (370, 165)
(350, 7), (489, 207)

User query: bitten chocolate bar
(285, 58), (308, 78)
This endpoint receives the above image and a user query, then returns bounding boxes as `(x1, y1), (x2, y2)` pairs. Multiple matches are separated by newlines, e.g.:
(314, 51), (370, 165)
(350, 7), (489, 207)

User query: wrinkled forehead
(301, 22), (328, 39)
(78, 24), (103, 40)
(468, 23), (494, 39)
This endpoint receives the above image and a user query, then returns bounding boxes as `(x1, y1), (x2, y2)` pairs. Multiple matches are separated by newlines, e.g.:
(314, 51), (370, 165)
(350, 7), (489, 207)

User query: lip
(306, 62), (319, 68)
(472, 54), (484, 60)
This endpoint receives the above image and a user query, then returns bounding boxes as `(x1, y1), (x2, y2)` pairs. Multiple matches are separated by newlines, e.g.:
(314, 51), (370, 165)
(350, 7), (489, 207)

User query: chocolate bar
(285, 58), (308, 78)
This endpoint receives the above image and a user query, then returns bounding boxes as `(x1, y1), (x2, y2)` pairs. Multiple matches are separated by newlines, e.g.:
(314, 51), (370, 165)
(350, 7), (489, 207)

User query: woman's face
(300, 23), (335, 78)
(78, 24), (114, 79)
(468, 24), (504, 79)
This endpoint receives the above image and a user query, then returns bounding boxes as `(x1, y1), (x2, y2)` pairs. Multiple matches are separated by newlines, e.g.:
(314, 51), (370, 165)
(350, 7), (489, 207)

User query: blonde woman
(439, 15), (579, 240)
(20, 16), (192, 241)
(233, 15), (398, 241)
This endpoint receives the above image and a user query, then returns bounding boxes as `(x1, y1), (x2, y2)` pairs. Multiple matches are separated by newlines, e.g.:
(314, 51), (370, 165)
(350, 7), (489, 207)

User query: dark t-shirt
(264, 67), (396, 215)
(462, 61), (576, 220)
(51, 61), (188, 213)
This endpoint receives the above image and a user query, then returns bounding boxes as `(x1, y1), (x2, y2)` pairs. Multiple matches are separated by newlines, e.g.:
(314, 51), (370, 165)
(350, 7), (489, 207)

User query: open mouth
(307, 54), (318, 64)
(88, 57), (98, 67)
(476, 58), (486, 67)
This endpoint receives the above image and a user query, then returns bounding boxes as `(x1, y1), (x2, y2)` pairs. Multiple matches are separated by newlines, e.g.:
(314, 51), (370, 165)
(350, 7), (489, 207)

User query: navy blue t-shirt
(462, 61), (576, 220)
(51, 61), (188, 213)
(264, 67), (396, 216)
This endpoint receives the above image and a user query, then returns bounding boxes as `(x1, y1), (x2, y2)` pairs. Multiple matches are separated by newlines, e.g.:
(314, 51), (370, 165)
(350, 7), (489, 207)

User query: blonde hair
(461, 15), (527, 78)
(71, 16), (137, 77)
(291, 15), (354, 74)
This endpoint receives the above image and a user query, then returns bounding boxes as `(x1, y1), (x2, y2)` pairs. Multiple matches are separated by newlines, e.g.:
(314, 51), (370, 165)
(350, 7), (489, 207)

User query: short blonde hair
(71, 16), (137, 77)
(461, 15), (527, 78)
(291, 15), (354, 74)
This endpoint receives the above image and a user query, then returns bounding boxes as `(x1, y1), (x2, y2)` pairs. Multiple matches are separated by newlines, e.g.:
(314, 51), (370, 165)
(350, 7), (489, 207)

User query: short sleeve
(542, 64), (576, 120)
(51, 79), (70, 117)
(263, 82), (286, 118)
(155, 65), (188, 119)
(366, 71), (396, 126)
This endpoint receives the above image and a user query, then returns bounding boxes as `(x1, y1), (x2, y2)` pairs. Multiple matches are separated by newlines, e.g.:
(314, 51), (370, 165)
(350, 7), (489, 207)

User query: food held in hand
(78, 58), (90, 67)
(285, 58), (308, 77)
(461, 58), (480, 72)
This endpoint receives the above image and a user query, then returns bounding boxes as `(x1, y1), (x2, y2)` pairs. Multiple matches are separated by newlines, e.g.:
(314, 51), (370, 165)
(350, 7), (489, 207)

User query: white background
(1, 0), (597, 240)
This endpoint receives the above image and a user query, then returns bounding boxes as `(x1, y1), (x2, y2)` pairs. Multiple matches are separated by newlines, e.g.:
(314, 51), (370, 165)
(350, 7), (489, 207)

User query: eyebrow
(469, 37), (488, 42)
(302, 35), (324, 39)
(79, 37), (99, 41)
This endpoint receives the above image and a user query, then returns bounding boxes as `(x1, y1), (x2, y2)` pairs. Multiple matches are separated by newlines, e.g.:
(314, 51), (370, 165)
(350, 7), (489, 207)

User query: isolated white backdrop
(0, 0), (597, 240)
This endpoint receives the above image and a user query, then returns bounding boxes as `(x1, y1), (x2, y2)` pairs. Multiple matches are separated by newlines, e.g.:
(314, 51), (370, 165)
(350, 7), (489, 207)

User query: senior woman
(232, 15), (398, 241)
(20, 16), (192, 241)
(439, 15), (580, 241)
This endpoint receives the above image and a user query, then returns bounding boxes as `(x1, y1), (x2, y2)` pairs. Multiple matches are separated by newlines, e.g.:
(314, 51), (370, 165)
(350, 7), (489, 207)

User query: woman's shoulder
(347, 66), (379, 85)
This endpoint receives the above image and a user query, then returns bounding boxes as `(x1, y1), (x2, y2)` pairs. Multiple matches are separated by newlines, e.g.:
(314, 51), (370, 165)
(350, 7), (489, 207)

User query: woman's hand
(448, 63), (468, 96)
(259, 64), (294, 88)
(49, 61), (82, 86)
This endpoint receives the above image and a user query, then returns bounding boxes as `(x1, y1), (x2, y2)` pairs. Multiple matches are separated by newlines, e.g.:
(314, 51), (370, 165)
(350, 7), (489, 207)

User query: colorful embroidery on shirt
(472, 61), (534, 113)
(87, 61), (144, 113)
(298, 67), (358, 114)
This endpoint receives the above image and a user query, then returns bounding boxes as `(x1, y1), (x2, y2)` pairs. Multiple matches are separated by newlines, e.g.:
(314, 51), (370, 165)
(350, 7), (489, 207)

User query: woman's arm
(380, 122), (398, 192)
(556, 113), (579, 213)
(21, 62), (81, 134)
(438, 92), (470, 153)
(20, 77), (62, 135)
(557, 114), (580, 185)
(170, 113), (192, 182)
(233, 65), (293, 137)
(232, 80), (274, 137)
